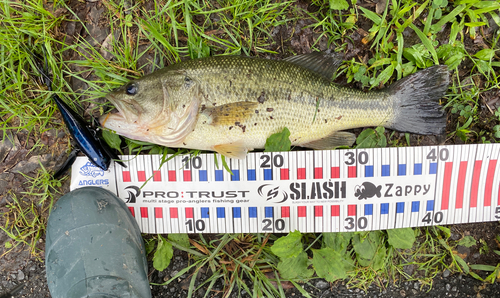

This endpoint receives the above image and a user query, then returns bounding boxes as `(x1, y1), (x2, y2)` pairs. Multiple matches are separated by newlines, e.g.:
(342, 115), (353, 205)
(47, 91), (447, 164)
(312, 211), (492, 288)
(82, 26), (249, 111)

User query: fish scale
(70, 144), (500, 234)
(100, 53), (447, 158)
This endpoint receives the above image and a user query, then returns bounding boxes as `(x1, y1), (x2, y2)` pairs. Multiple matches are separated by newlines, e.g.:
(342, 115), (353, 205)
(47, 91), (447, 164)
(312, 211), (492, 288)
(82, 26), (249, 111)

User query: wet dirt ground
(1, 0), (500, 297)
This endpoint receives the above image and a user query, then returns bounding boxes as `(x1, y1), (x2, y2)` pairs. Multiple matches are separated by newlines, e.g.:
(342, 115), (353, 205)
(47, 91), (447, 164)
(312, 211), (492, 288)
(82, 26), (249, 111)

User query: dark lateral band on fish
(100, 51), (449, 159)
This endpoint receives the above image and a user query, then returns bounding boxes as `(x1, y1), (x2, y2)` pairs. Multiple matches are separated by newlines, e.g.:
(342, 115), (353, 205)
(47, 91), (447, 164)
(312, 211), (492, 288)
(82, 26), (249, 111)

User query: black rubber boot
(45, 186), (151, 298)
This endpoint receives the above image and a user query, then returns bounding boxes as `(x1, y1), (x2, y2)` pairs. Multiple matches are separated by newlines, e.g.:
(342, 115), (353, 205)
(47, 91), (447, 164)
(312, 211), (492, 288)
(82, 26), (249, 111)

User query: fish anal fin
(202, 101), (258, 126)
(213, 141), (251, 159)
(301, 131), (356, 150)
(283, 50), (343, 81)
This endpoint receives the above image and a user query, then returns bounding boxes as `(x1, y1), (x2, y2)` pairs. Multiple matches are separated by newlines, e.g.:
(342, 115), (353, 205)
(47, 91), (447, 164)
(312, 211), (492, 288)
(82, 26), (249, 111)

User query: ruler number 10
(186, 219), (205, 231)
(182, 156), (202, 169)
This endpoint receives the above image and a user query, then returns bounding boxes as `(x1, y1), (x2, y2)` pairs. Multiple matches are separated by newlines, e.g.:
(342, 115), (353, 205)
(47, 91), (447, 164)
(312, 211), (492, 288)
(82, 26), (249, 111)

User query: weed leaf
(329, 0), (349, 10)
(312, 248), (352, 281)
(102, 129), (122, 154)
(323, 232), (353, 254)
(387, 228), (416, 249)
(264, 127), (291, 152)
(153, 235), (173, 271)
(353, 231), (382, 265)
(277, 251), (314, 280)
(168, 234), (190, 248)
(271, 230), (303, 259)
(457, 235), (476, 247)
(470, 264), (498, 271)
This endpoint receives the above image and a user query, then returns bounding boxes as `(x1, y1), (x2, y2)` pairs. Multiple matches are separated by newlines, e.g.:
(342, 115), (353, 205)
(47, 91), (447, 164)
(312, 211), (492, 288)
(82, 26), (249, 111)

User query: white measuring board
(70, 144), (500, 234)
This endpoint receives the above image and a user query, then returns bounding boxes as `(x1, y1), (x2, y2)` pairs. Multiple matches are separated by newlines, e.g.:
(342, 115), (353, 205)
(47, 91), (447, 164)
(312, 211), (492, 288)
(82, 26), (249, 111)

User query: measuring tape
(70, 144), (500, 234)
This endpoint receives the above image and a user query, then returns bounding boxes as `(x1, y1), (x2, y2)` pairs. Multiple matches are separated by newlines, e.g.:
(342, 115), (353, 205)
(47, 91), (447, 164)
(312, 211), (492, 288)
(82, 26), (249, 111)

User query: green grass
(1, 0), (500, 296)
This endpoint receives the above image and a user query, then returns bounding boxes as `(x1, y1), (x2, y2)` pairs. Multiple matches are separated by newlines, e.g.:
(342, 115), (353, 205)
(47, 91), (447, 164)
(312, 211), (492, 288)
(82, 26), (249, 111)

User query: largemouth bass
(100, 52), (449, 158)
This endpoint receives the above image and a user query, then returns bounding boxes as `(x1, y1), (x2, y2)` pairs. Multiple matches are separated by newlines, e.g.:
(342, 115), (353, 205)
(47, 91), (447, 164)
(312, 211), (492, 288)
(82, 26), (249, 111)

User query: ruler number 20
(260, 154), (284, 168)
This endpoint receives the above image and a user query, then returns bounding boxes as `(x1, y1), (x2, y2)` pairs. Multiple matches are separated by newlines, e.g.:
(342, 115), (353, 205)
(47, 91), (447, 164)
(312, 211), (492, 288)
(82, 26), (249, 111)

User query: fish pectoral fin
(283, 50), (343, 81)
(213, 141), (250, 159)
(301, 131), (356, 150)
(202, 101), (258, 126)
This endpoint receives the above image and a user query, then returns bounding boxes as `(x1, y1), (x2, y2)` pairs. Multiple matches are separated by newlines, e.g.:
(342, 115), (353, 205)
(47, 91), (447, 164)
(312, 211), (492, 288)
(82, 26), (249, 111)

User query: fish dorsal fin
(283, 50), (343, 81)
(301, 131), (356, 150)
(213, 141), (251, 159)
(201, 101), (258, 126)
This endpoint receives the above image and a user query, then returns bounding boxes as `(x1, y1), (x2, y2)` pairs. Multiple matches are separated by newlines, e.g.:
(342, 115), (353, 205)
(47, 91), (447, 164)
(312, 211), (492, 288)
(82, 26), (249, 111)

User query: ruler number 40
(421, 212), (443, 224)
(426, 148), (449, 162)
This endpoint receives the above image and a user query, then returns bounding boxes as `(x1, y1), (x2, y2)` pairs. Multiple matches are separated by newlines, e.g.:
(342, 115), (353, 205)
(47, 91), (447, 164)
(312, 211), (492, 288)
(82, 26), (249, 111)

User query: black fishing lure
(31, 47), (126, 176)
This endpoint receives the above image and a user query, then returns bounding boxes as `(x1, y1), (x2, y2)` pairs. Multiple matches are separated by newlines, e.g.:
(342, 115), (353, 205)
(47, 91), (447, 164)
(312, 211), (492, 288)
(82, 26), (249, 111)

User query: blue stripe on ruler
(382, 165), (390, 176)
(264, 169), (272, 180)
(414, 163), (422, 175)
(217, 207), (225, 218)
(231, 169), (240, 181)
(429, 163), (437, 174)
(247, 169), (256, 181)
(398, 164), (406, 176)
(426, 200), (434, 211)
(249, 207), (257, 218)
(265, 207), (273, 217)
(364, 204), (373, 216)
(365, 165), (374, 177)
(381, 203), (389, 215)
(201, 207), (209, 218)
(411, 201), (420, 212)
(233, 207), (241, 218)
(199, 170), (208, 181)
(215, 170), (224, 181)
(396, 202), (404, 213)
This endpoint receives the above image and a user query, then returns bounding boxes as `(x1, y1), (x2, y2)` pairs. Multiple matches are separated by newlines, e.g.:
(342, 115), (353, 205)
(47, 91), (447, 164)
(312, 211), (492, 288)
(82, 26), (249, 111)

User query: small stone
(443, 269), (451, 278)
(315, 280), (329, 289)
(17, 270), (24, 281)
(170, 287), (175, 293)
(446, 284), (451, 291)
(451, 286), (457, 292)
(400, 290), (406, 297)
(414, 282), (420, 290)
(473, 252), (480, 259)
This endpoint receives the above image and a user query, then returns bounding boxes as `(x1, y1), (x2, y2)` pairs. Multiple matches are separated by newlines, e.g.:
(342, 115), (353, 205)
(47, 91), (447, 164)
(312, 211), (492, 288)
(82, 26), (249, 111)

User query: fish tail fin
(376, 185), (382, 198)
(387, 66), (449, 135)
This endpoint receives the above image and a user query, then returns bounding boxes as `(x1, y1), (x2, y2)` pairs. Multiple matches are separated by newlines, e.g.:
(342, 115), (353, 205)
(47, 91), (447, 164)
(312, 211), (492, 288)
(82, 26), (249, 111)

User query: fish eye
(126, 83), (137, 95)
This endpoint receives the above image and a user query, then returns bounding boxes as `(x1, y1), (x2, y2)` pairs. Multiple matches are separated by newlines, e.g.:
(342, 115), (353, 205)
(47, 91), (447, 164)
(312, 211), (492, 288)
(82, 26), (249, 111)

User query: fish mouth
(101, 93), (138, 125)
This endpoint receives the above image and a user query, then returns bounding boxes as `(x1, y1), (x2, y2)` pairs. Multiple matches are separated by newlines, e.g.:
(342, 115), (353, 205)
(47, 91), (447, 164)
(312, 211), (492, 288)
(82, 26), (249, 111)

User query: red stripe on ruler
(183, 170), (192, 182)
(297, 168), (306, 179)
(280, 168), (289, 180)
(331, 205), (340, 217)
(138, 171), (146, 182)
(170, 207), (178, 218)
(331, 167), (340, 178)
(484, 160), (497, 207)
(314, 168), (323, 179)
(348, 205), (356, 216)
(140, 207), (148, 218)
(168, 170), (176, 181)
(441, 162), (453, 210)
(153, 170), (161, 181)
(348, 166), (356, 178)
(128, 207), (135, 217)
(298, 206), (306, 217)
(155, 207), (162, 218)
(123, 171), (131, 182)
(470, 161), (482, 208)
(281, 206), (290, 217)
(455, 161), (468, 209)
(314, 206), (323, 217)
(185, 207), (194, 218)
